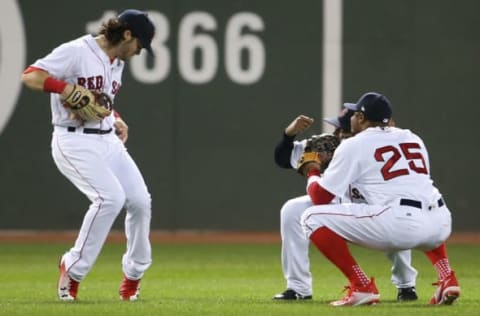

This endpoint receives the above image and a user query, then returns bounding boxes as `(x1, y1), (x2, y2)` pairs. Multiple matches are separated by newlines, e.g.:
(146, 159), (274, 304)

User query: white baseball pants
(51, 127), (152, 281)
(280, 195), (419, 296)
(301, 199), (451, 253)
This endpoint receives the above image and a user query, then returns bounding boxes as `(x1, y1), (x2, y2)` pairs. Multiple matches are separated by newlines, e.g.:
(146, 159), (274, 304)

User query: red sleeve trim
(23, 66), (46, 74)
(113, 110), (121, 119)
(307, 182), (335, 205)
(43, 77), (68, 94)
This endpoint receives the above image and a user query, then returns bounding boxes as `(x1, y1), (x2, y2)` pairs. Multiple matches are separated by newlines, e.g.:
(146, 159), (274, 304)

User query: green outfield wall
(0, 0), (477, 231)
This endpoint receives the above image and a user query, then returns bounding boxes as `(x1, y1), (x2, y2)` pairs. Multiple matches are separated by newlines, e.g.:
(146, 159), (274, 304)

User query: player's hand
(285, 115), (314, 136)
(59, 84), (75, 99)
(114, 117), (129, 143)
(301, 161), (321, 177)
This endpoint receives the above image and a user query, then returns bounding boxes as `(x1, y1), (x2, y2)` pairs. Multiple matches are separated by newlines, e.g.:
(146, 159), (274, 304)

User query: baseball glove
(63, 85), (112, 121)
(297, 133), (340, 175)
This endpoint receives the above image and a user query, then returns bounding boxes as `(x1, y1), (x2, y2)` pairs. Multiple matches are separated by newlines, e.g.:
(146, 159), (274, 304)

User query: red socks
(311, 228), (454, 285)
(425, 243), (452, 280)
(310, 227), (369, 287)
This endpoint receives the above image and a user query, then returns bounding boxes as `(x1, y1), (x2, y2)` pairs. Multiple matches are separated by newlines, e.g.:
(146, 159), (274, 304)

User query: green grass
(0, 242), (478, 316)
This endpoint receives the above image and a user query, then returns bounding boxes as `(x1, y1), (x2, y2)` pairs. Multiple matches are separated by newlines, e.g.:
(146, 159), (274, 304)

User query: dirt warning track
(0, 230), (479, 244)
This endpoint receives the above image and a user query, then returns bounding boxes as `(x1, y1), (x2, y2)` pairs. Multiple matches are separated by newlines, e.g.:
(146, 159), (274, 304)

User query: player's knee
(126, 190), (151, 215)
(101, 190), (127, 214)
(280, 203), (296, 223)
(280, 199), (307, 223)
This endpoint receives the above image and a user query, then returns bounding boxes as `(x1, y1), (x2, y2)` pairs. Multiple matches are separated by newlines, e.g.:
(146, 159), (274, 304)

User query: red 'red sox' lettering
(112, 80), (121, 95)
(77, 76), (104, 90)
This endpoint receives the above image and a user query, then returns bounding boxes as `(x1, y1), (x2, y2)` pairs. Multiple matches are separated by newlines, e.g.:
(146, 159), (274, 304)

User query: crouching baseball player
(273, 108), (418, 301)
(299, 92), (460, 306)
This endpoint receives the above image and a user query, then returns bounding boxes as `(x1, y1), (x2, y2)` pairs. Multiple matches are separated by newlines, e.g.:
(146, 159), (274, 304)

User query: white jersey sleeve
(33, 40), (80, 82)
(316, 136), (361, 198)
(290, 139), (307, 169)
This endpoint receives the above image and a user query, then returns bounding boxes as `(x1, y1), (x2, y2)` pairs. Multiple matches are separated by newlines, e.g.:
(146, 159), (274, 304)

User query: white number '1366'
(87, 11), (266, 85)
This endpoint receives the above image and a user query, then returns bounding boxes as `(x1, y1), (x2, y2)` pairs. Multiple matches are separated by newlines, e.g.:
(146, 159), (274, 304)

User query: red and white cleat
(330, 278), (380, 306)
(429, 271), (460, 305)
(119, 275), (141, 301)
(57, 257), (79, 301)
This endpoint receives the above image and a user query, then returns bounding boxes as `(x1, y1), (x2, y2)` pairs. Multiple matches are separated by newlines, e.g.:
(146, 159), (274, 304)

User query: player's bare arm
(21, 69), (49, 90)
(285, 115), (314, 136)
(21, 68), (74, 99)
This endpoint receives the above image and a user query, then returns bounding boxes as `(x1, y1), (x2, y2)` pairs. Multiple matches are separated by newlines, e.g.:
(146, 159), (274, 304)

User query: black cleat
(397, 287), (418, 302)
(273, 289), (312, 300)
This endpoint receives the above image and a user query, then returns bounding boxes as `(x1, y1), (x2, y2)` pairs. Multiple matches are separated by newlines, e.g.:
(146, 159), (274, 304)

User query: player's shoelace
(330, 279), (380, 306)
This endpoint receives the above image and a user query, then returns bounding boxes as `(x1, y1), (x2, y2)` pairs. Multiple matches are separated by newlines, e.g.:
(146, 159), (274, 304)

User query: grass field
(0, 241), (478, 316)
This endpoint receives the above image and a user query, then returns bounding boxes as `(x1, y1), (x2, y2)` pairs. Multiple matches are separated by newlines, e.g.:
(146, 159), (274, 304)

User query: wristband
(43, 77), (68, 94)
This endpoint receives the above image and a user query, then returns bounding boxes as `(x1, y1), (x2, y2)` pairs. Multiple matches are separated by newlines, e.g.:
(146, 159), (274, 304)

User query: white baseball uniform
(279, 137), (417, 296)
(301, 127), (451, 253)
(32, 34), (152, 281)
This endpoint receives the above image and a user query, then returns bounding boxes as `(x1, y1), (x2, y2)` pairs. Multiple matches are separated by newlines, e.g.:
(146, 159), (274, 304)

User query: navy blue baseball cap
(118, 9), (155, 56)
(345, 92), (392, 123)
(323, 107), (355, 132)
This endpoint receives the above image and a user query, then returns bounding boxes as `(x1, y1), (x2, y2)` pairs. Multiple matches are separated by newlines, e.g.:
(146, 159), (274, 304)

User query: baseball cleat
(119, 275), (141, 301)
(429, 271), (460, 305)
(330, 277), (380, 306)
(397, 286), (418, 302)
(57, 257), (79, 301)
(273, 289), (312, 300)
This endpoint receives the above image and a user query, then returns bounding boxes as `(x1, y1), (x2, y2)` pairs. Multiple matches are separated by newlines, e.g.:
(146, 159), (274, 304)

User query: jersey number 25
(374, 142), (428, 180)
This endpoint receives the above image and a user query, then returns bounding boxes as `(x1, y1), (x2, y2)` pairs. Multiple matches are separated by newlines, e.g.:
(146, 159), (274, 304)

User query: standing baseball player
(273, 109), (418, 301)
(299, 92), (460, 306)
(21, 9), (155, 301)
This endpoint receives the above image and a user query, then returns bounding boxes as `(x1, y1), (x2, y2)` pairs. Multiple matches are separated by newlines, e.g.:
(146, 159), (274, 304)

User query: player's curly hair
(98, 19), (128, 46)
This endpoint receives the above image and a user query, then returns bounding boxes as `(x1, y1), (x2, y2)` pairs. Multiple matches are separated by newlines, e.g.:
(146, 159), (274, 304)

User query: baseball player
(299, 92), (460, 306)
(20, 9), (155, 301)
(273, 109), (418, 301)
(327, 109), (419, 301)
